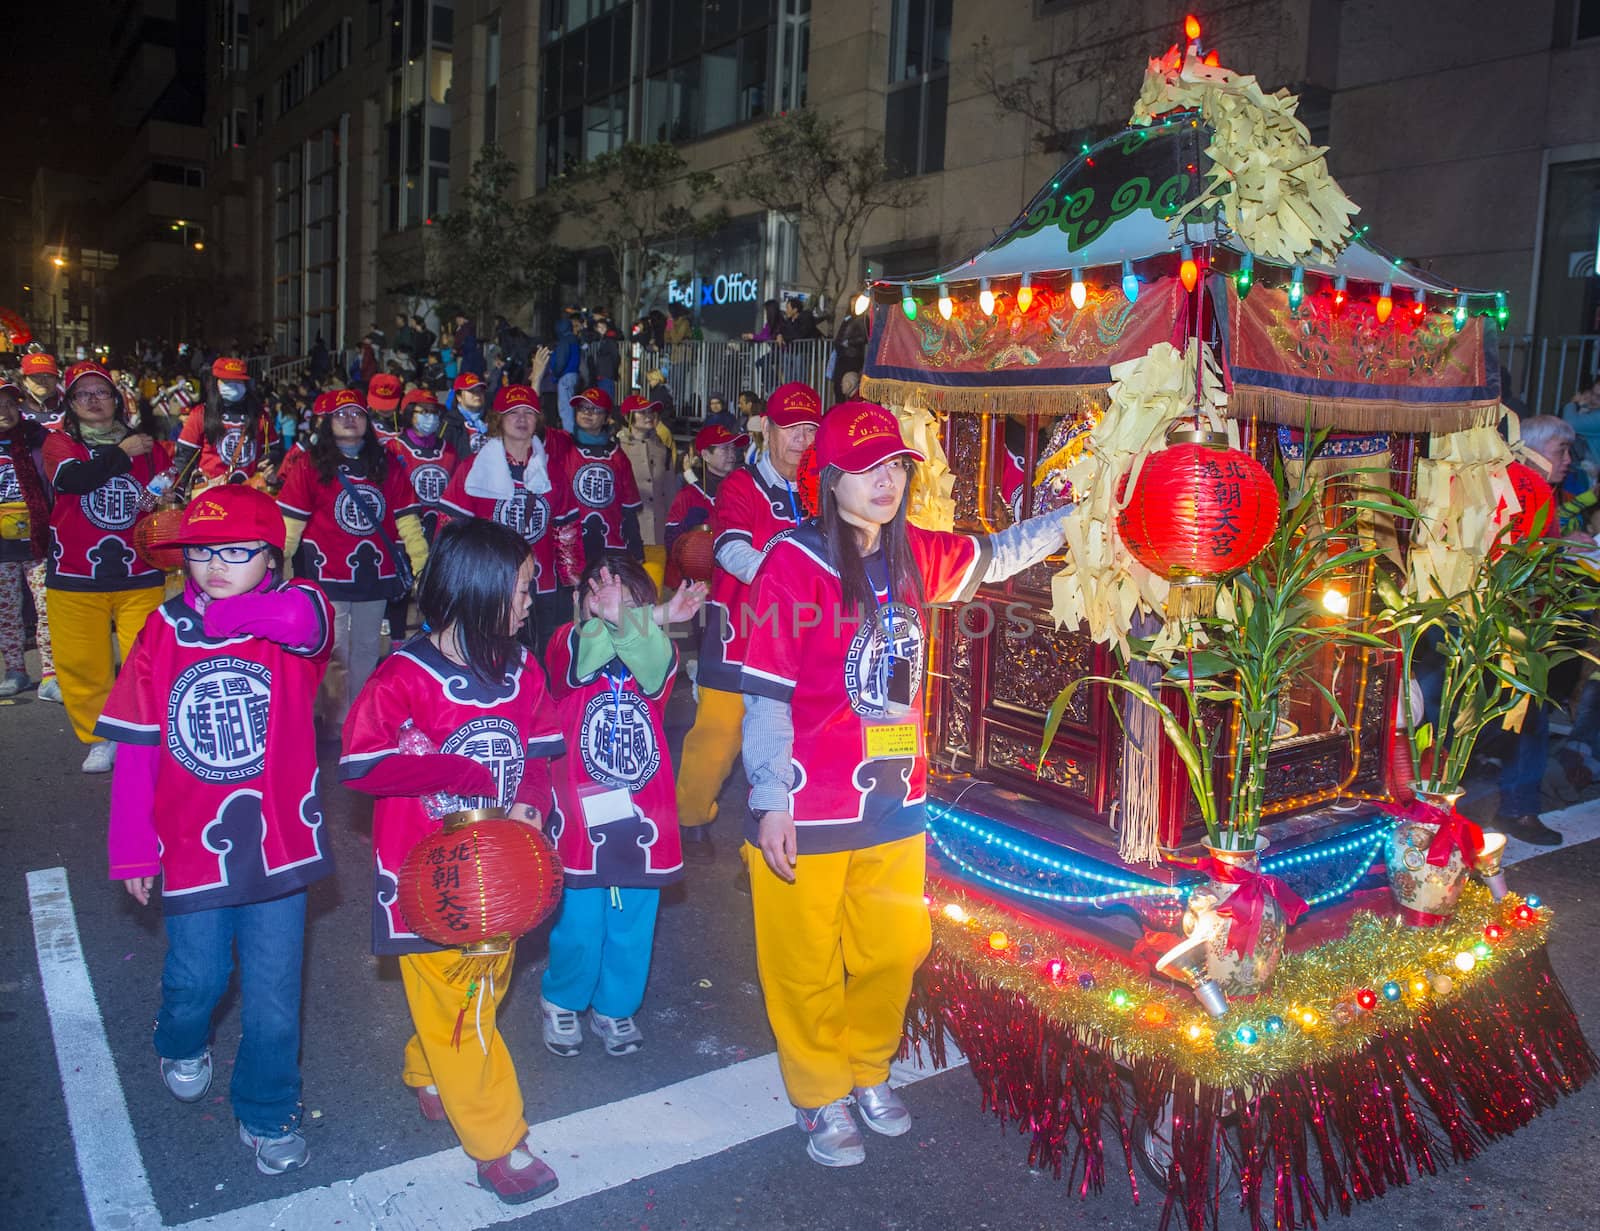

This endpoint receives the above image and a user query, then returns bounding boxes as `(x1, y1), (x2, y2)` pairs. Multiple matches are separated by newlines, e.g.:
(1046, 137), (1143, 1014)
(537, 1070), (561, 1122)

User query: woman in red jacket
(43, 361), (173, 773)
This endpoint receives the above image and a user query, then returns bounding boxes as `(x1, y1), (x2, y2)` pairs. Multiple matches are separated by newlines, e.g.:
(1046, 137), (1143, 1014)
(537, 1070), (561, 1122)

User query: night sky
(12, 1), (116, 183)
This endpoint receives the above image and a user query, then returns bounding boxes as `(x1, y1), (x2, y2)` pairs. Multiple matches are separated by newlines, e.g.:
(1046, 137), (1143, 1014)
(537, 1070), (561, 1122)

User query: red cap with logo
(212, 356), (250, 382)
(64, 360), (117, 394)
(619, 393), (661, 417)
(452, 371), (485, 393)
(325, 388), (366, 415)
(174, 484), (287, 551)
(813, 401), (923, 474)
(571, 386), (615, 414)
(694, 421), (749, 452)
(20, 353), (59, 377)
(765, 381), (823, 428)
(493, 384), (540, 413)
(401, 387), (441, 410)
(366, 373), (403, 410)
(311, 390), (338, 417)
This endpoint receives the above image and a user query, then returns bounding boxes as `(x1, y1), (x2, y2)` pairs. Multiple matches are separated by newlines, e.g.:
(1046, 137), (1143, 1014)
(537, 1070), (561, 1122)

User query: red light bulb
(1333, 289), (1347, 311)
(1484, 923), (1504, 943)
(1356, 988), (1378, 1011)
(1203, 50), (1220, 66)
(1185, 14), (1201, 41)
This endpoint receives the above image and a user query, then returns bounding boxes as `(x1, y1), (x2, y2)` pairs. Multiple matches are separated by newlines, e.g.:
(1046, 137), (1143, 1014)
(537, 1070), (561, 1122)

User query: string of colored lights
(926, 801), (1394, 910)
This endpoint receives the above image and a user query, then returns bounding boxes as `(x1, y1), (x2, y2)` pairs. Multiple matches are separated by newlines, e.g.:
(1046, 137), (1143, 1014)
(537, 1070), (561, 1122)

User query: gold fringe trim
(1226, 388), (1501, 435)
(861, 375), (1110, 418)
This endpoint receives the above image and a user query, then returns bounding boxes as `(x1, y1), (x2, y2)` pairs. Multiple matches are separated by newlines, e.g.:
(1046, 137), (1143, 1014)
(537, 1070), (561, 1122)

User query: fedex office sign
(667, 270), (760, 310)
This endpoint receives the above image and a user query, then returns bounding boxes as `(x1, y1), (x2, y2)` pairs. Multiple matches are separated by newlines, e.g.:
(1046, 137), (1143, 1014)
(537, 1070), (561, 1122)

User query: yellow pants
(398, 947), (525, 1162)
(675, 685), (745, 829)
(744, 833), (931, 1108)
(45, 586), (165, 744)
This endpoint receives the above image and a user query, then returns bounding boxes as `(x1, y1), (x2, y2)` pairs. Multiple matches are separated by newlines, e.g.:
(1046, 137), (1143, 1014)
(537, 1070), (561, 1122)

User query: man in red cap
(20, 352), (65, 429)
(675, 380), (821, 863)
(366, 373), (404, 441)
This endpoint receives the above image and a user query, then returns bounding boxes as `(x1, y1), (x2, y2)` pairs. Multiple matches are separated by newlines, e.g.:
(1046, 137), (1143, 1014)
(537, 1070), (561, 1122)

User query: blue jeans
(154, 891), (307, 1135)
(1498, 701), (1550, 817)
(541, 886), (659, 1018)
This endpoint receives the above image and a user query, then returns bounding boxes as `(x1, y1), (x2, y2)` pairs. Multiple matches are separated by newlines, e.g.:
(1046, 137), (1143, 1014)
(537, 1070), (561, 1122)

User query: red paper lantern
(1493, 461), (1557, 549)
(671, 526), (716, 582)
(1116, 436), (1279, 582)
(397, 818), (563, 950)
(134, 508), (188, 571)
(796, 444), (821, 517)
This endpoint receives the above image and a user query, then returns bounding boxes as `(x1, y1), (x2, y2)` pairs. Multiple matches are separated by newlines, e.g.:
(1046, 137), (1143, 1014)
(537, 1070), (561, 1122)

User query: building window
(274, 131), (341, 354)
(484, 15), (501, 146)
(775, 0), (808, 111)
(884, 0), (950, 179)
(1579, 0), (1600, 41)
(383, 11), (453, 229)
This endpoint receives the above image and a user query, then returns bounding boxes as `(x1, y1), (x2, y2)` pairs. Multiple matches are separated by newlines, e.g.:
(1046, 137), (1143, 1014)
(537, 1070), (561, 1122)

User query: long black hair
(202, 378), (266, 452)
(817, 462), (922, 619)
(417, 519), (532, 682)
(308, 409), (389, 484)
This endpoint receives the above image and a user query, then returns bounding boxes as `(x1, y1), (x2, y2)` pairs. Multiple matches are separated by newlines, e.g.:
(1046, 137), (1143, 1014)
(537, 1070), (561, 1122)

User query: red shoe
(414, 1084), (446, 1122)
(477, 1143), (559, 1204)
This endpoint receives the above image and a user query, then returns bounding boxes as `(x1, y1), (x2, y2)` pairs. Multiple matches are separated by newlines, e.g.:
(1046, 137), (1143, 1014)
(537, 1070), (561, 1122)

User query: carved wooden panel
(986, 727), (1092, 794)
(943, 622), (975, 762)
(1263, 746), (1344, 805)
(949, 413), (984, 529)
(990, 620), (1094, 724)
(1352, 661), (1390, 792)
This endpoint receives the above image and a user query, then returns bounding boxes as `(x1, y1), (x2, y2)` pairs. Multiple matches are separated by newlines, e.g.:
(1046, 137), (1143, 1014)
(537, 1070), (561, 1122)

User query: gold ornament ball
(1432, 973), (1455, 994)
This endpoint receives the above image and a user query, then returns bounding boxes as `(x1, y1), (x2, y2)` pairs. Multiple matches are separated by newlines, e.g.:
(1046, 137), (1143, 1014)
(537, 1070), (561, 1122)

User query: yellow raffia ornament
(1406, 410), (1520, 602)
(891, 398), (956, 531)
(1049, 338), (1232, 659)
(1129, 44), (1359, 265)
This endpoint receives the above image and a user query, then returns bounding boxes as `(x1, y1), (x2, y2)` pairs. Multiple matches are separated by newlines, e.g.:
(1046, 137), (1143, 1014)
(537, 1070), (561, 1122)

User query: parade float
(857, 18), (1596, 1230)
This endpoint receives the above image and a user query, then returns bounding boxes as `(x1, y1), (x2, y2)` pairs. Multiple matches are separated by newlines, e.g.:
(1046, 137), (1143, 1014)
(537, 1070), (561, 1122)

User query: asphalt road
(4, 666), (1599, 1231)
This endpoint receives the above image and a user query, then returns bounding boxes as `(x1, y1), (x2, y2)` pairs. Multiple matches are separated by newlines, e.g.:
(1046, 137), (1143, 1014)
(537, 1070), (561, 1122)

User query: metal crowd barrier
(623, 338), (836, 424)
(1498, 334), (1600, 416)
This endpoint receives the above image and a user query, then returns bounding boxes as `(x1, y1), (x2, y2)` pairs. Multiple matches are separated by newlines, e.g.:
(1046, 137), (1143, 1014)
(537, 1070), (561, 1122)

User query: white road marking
(1498, 798), (1600, 867)
(28, 867), (163, 1231)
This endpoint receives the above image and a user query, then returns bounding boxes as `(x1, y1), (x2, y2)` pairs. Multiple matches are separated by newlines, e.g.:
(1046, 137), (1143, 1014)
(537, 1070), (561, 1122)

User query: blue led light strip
(926, 802), (1395, 910)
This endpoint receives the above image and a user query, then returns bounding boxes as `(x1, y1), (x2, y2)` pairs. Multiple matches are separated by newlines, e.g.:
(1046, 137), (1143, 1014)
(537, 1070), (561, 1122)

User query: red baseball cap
(452, 372), (485, 393)
(366, 373), (403, 410)
(813, 401), (922, 474)
(64, 360), (118, 394)
(694, 422), (749, 452)
(311, 390), (338, 416)
(20, 353), (59, 377)
(212, 356), (250, 382)
(401, 388), (441, 410)
(572, 386), (615, 414)
(619, 393), (661, 416)
(324, 388), (366, 415)
(493, 384), (540, 413)
(765, 381), (823, 428)
(174, 484), (287, 551)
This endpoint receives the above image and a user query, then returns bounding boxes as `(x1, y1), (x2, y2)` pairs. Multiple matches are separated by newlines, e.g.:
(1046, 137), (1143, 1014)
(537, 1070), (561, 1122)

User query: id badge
(863, 721), (922, 760)
(579, 785), (635, 829)
(884, 655), (913, 711)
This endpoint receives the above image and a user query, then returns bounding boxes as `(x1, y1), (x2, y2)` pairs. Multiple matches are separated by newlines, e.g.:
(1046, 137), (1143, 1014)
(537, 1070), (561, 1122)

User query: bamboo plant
(1041, 440), (1397, 851)
(1378, 513), (1598, 797)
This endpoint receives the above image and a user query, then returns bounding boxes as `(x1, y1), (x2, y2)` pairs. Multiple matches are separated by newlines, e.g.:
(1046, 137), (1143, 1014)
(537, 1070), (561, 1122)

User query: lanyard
(602, 663), (629, 757)
(784, 480), (800, 525)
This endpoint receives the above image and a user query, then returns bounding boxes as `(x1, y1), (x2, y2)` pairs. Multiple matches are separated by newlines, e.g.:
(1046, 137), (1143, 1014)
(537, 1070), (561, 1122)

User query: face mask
(412, 412), (441, 436)
(218, 380), (248, 404)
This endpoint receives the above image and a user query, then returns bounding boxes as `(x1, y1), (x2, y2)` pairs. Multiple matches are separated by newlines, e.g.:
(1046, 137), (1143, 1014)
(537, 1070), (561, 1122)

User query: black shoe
(1500, 813), (1563, 847)
(681, 826), (716, 863)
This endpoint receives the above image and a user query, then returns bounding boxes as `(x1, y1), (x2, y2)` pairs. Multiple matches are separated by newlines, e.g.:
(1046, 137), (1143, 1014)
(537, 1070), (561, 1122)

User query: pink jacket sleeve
(108, 743), (161, 880)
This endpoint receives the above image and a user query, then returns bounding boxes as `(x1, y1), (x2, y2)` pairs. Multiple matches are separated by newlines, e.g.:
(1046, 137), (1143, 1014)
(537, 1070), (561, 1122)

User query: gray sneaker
(81, 742), (116, 774)
(160, 1050), (213, 1103)
(589, 1010), (644, 1056)
(238, 1122), (309, 1175)
(796, 1099), (865, 1167)
(0, 670), (29, 698)
(540, 996), (583, 1057)
(37, 676), (62, 703)
(851, 1082), (911, 1136)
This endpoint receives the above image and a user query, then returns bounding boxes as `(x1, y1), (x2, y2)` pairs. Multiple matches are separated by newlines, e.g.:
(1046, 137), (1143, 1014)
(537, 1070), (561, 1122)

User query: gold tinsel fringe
(923, 877), (1549, 1089)
(1167, 581), (1218, 620)
(1226, 388), (1500, 435)
(860, 375), (1109, 418)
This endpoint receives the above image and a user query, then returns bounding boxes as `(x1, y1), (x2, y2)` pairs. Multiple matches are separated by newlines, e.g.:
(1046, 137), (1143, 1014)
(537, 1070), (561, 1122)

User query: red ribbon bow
(1208, 859), (1309, 958)
(1394, 797), (1483, 869)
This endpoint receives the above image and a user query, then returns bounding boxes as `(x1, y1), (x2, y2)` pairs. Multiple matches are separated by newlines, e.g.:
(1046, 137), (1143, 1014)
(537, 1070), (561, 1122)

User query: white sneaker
(81, 742), (117, 774)
(796, 1099), (865, 1167)
(540, 996), (583, 1057)
(588, 1010), (644, 1056)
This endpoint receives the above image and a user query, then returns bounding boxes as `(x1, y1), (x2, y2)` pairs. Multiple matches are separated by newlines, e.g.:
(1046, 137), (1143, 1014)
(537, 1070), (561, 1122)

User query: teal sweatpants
(540, 886), (660, 1018)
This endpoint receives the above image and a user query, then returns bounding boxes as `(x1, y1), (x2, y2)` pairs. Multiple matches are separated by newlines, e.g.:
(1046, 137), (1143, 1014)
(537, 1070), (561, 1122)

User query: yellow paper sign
(864, 723), (921, 759)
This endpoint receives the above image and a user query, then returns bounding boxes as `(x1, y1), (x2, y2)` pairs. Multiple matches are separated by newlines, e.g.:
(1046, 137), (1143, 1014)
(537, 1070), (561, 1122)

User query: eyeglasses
(70, 389), (117, 405)
(181, 544), (273, 564)
(331, 407), (367, 419)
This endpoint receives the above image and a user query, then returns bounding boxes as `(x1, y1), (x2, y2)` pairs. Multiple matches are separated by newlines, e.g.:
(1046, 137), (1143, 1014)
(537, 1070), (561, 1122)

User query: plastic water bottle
(397, 719), (457, 822)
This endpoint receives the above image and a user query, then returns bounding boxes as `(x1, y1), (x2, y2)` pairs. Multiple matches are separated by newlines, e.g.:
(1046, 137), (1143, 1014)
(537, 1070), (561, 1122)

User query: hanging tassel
(1119, 609), (1166, 865)
(1167, 581), (1218, 621)
(610, 886), (623, 911)
(450, 977), (478, 1052)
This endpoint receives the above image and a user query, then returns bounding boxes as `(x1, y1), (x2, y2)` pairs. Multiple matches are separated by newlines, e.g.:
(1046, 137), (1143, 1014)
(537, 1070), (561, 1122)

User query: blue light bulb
(1121, 259), (1138, 303)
